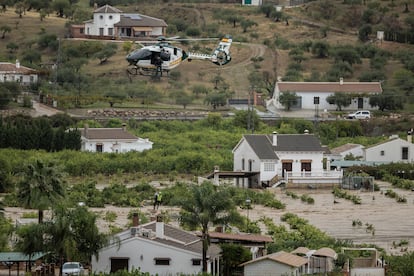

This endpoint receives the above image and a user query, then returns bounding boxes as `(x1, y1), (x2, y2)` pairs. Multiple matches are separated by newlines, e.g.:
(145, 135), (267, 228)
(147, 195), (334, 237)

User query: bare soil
(4, 181), (414, 256)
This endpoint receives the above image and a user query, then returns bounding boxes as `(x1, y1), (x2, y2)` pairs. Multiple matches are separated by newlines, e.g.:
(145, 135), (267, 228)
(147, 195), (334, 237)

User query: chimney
(132, 212), (139, 227)
(122, 123), (127, 132)
(339, 77), (343, 85)
(16, 59), (20, 69)
(155, 214), (164, 239)
(272, 131), (277, 146)
(408, 129), (413, 143)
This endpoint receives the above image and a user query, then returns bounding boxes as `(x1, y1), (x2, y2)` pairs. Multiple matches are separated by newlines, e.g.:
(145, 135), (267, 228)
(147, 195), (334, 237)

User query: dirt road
(30, 101), (63, 117)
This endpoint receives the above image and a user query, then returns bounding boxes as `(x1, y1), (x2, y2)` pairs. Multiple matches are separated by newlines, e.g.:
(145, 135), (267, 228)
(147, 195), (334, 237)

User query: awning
(0, 252), (46, 262)
(133, 27), (152, 32)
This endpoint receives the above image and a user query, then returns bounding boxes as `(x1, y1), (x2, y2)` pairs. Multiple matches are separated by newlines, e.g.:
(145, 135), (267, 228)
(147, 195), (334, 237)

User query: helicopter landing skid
(127, 66), (168, 79)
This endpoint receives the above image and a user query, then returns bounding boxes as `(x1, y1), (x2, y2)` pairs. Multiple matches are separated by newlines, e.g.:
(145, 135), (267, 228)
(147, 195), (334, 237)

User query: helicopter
(126, 34), (232, 77)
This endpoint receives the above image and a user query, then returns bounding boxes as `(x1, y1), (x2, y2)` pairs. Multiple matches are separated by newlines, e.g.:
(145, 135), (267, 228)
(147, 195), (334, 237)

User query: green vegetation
(332, 187), (362, 204)
(179, 182), (241, 272)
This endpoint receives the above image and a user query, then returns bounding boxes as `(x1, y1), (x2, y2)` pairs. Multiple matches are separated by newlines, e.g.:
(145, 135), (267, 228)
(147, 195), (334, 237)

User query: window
(99, 15), (103, 19)
(80, 28), (84, 34)
(192, 259), (201, 266)
(380, 150), (385, 156)
(154, 258), (170, 265)
(248, 160), (253, 171)
(402, 147), (408, 160)
(30, 76), (34, 83)
(109, 15), (113, 19)
(301, 161), (311, 171)
(241, 158), (245, 170)
(264, 162), (274, 172)
(19, 76), (23, 82)
(96, 144), (103, 152)
(108, 28), (113, 36)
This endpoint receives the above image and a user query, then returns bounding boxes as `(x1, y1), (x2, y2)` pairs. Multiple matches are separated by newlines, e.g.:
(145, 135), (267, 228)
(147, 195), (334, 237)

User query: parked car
(347, 110), (371, 119)
(62, 262), (84, 276)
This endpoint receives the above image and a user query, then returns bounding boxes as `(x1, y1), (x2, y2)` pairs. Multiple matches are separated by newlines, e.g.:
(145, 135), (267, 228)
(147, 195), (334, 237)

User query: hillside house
(241, 0), (263, 6)
(0, 60), (38, 86)
(330, 143), (365, 161)
(270, 79), (382, 111)
(79, 125), (152, 153)
(240, 251), (308, 276)
(91, 215), (221, 275)
(71, 4), (167, 39)
(364, 133), (414, 163)
(232, 131), (343, 188)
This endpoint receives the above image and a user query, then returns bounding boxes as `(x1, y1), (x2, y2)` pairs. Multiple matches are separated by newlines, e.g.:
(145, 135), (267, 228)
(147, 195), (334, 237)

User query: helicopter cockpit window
(134, 49), (152, 60)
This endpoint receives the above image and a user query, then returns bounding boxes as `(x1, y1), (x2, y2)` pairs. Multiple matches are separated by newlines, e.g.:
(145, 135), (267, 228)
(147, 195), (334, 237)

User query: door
(110, 258), (128, 273)
(357, 97), (363, 109)
(282, 161), (292, 177)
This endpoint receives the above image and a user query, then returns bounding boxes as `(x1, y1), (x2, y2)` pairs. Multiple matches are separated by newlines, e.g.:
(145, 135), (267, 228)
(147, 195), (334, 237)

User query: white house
(364, 134), (414, 163)
(0, 60), (38, 86)
(79, 4), (167, 39)
(79, 125), (153, 153)
(240, 251), (308, 276)
(241, 0), (263, 6)
(271, 79), (382, 111)
(91, 217), (221, 275)
(232, 131), (343, 188)
(330, 143), (365, 161)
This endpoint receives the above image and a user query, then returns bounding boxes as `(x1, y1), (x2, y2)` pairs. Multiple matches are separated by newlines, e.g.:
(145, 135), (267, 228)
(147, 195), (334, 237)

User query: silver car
(62, 262), (84, 276)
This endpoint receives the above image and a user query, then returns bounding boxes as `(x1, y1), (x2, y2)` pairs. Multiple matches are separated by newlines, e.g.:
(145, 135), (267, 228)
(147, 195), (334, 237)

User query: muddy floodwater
(252, 181), (414, 255)
(5, 181), (413, 255)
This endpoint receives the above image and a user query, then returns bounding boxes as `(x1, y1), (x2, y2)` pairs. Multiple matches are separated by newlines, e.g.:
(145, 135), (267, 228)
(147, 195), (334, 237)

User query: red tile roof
(0, 62), (37, 75)
(331, 143), (363, 154)
(79, 128), (138, 140)
(94, 4), (122, 13)
(207, 232), (273, 243)
(277, 82), (382, 94)
(241, 251), (308, 267)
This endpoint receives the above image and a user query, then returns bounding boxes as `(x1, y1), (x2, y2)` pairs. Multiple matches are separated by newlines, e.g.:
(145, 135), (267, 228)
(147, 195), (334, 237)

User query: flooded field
(5, 181), (413, 256)
(253, 181), (414, 255)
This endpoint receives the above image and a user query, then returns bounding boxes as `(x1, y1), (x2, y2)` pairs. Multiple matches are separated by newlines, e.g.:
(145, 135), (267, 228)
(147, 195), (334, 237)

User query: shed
(0, 252), (46, 275)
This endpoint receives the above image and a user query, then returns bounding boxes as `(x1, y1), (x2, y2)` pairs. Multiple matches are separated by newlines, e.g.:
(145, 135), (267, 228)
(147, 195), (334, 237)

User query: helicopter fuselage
(126, 42), (185, 74)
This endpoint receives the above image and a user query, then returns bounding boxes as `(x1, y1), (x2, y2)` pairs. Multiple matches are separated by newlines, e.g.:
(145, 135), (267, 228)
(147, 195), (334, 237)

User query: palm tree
(179, 182), (240, 272)
(18, 159), (65, 223)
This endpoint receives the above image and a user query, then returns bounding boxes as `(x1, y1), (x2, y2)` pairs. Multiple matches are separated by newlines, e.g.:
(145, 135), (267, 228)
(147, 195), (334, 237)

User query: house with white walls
(330, 143), (365, 161)
(232, 131), (343, 188)
(0, 60), (38, 86)
(79, 125), (152, 153)
(364, 134), (414, 163)
(91, 215), (221, 275)
(73, 4), (167, 39)
(241, 0), (263, 6)
(270, 79), (382, 111)
(240, 251), (308, 276)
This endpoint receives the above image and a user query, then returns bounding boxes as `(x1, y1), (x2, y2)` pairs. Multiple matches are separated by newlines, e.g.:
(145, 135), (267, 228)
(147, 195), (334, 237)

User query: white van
(347, 110), (371, 119)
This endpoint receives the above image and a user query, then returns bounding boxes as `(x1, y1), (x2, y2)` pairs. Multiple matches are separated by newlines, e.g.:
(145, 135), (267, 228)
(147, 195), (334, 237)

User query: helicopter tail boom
(187, 35), (232, 65)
